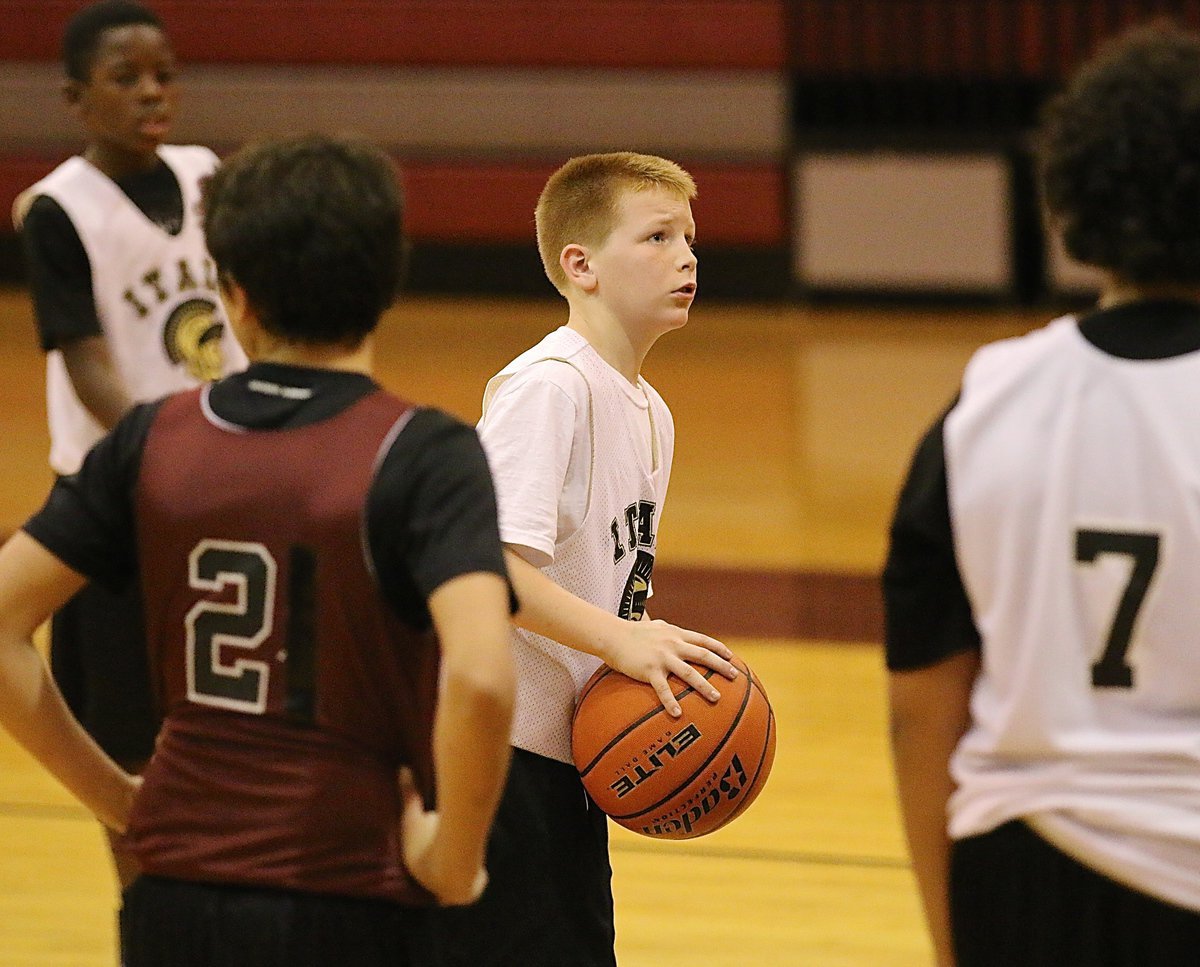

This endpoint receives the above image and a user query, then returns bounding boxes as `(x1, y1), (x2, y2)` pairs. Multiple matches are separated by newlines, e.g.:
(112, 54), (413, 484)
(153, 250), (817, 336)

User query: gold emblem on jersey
(619, 549), (654, 621)
(164, 298), (226, 381)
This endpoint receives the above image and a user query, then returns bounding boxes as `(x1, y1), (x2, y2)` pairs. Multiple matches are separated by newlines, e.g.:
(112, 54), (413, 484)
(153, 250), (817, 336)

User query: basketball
(571, 651), (776, 840)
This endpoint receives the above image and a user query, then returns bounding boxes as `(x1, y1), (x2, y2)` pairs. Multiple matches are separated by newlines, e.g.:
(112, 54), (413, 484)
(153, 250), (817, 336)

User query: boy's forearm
(891, 716), (957, 966)
(502, 547), (626, 663)
(0, 534), (136, 832)
(425, 572), (516, 879)
(61, 335), (135, 429)
(431, 660), (514, 869)
(502, 546), (735, 715)
(888, 651), (979, 967)
(0, 632), (136, 831)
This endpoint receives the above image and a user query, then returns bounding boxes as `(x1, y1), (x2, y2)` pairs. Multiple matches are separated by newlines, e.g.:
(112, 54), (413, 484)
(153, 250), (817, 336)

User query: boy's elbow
(887, 653), (979, 750)
(443, 648), (516, 719)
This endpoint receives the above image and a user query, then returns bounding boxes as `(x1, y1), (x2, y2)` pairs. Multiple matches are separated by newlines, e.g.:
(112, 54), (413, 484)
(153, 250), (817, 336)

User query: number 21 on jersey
(183, 538), (317, 721)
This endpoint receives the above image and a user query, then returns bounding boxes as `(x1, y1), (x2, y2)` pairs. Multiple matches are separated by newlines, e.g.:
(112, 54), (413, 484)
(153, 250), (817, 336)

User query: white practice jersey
(479, 327), (674, 763)
(945, 314), (1200, 911)
(19, 145), (246, 475)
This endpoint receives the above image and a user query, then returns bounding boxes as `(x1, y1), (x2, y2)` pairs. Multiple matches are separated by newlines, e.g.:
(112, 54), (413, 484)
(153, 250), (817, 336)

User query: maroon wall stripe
(2, 155), (787, 246)
(0, 523), (880, 642)
(652, 566), (884, 644)
(405, 162), (786, 245)
(784, 0), (1200, 78)
(1, 155), (68, 229)
(0, 1), (786, 69)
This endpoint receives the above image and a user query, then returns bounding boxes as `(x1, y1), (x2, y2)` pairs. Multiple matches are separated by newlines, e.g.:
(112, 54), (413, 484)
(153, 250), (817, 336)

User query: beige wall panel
(0, 63), (786, 158)
(795, 152), (1013, 292)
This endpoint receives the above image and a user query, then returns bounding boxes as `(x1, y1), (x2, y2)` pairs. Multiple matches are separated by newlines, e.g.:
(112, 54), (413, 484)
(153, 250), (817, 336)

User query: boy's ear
(62, 78), (83, 110)
(219, 277), (256, 355)
(560, 243), (597, 292)
(221, 276), (247, 318)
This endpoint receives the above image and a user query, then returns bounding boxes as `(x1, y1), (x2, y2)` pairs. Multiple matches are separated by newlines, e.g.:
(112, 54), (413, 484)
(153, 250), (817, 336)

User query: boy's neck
(84, 143), (163, 182)
(251, 336), (374, 376)
(1098, 275), (1200, 309)
(565, 310), (655, 386)
(228, 284), (374, 376)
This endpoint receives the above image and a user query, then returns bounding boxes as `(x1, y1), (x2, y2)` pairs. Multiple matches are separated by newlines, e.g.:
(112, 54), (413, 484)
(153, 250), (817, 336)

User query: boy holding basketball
(13, 0), (244, 905)
(434, 152), (738, 966)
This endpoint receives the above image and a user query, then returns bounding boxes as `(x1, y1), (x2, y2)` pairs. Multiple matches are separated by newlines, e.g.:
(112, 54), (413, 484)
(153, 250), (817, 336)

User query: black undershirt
(21, 159), (184, 352)
(1076, 298), (1200, 358)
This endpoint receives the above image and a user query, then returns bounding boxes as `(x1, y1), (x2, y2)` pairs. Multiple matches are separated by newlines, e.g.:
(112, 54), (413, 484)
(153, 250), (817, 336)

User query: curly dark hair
(203, 135), (407, 346)
(1039, 22), (1200, 285)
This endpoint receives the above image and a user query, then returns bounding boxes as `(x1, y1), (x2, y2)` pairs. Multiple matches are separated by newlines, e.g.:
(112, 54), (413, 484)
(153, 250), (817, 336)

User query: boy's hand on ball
(603, 619), (738, 716)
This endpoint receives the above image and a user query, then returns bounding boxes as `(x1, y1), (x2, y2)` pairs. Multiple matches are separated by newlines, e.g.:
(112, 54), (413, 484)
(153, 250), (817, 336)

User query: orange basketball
(571, 651), (776, 839)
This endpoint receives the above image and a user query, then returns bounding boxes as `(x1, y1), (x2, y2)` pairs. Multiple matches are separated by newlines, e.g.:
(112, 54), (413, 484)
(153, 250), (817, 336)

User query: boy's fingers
(683, 630), (735, 662)
(397, 767), (426, 818)
(684, 644), (738, 681)
(652, 675), (683, 717)
(673, 660), (721, 703)
(468, 869), (489, 904)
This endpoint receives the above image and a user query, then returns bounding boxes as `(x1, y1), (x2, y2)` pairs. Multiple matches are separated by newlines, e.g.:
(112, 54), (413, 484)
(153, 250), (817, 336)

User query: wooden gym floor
(0, 287), (1050, 965)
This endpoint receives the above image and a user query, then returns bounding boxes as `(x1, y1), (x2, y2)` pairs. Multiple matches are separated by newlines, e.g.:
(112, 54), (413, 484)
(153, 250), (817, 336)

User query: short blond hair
(535, 152), (697, 292)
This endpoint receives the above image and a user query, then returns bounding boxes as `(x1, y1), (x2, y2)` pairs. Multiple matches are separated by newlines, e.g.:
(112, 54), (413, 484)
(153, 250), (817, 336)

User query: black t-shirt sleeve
(367, 408), (516, 628)
(882, 402), (981, 671)
(22, 400), (162, 590)
(20, 194), (101, 351)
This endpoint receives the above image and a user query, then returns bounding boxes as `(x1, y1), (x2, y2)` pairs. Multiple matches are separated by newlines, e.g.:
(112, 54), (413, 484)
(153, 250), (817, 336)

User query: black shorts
(120, 876), (435, 967)
(951, 819), (1200, 966)
(50, 579), (159, 764)
(431, 747), (616, 967)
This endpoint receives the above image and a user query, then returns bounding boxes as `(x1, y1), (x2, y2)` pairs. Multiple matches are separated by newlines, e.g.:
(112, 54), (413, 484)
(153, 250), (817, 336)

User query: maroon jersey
(127, 386), (439, 903)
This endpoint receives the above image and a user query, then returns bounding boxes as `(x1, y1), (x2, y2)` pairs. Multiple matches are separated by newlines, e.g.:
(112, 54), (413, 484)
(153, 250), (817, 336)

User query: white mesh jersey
(945, 314), (1200, 911)
(17, 145), (246, 475)
(479, 327), (674, 763)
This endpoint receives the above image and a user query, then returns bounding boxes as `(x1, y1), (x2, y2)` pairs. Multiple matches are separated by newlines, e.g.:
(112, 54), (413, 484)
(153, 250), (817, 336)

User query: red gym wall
(4, 0), (1200, 296)
(0, 1), (789, 253)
